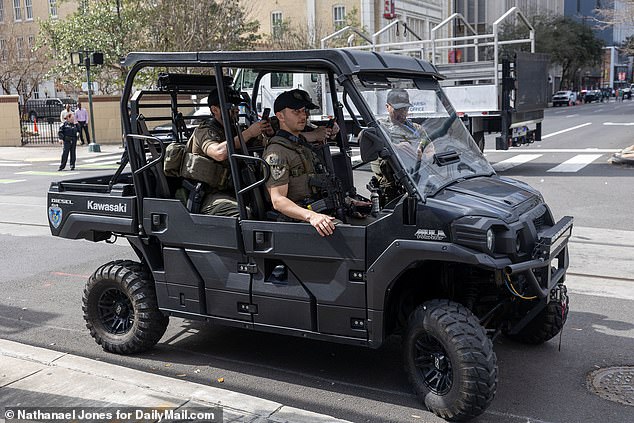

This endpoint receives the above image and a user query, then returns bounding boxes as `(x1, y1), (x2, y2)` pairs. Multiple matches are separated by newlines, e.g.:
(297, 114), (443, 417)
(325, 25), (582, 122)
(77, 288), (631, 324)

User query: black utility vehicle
(47, 50), (573, 422)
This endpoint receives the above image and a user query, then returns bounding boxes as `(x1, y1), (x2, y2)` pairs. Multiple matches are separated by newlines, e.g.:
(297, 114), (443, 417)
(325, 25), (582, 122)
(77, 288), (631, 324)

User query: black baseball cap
(274, 89), (319, 113)
(387, 88), (412, 109)
(208, 87), (242, 107)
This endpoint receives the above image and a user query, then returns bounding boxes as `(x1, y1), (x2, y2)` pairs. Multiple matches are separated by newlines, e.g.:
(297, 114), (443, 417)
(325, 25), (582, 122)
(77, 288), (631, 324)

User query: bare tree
(146, 0), (260, 52)
(0, 26), (50, 102)
(593, 0), (634, 27)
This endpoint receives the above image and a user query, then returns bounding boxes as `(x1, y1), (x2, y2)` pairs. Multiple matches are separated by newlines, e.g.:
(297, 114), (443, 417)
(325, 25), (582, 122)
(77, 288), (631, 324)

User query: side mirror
(359, 127), (389, 162)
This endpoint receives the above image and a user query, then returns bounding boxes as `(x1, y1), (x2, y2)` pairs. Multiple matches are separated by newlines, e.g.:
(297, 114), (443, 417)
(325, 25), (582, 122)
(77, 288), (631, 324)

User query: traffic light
(91, 52), (104, 65)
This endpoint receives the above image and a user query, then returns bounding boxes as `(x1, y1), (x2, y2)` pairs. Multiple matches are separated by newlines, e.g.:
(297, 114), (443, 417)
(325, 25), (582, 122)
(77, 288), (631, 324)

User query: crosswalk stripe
(15, 171), (79, 176)
(547, 154), (603, 173)
(492, 154), (542, 172)
(0, 163), (32, 167)
(0, 179), (27, 184)
(81, 154), (121, 163)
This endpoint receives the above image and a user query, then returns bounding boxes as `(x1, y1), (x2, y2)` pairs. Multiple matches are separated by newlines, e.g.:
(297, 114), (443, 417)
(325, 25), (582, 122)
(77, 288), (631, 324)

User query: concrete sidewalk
(0, 339), (348, 423)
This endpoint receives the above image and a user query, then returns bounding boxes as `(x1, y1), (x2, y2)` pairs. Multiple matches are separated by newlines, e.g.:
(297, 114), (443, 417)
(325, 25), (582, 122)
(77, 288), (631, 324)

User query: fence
(18, 103), (61, 145)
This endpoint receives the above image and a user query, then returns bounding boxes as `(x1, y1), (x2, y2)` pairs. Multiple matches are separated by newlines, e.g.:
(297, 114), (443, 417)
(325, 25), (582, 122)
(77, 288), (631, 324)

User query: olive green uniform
(179, 118), (239, 217)
(263, 132), (321, 203)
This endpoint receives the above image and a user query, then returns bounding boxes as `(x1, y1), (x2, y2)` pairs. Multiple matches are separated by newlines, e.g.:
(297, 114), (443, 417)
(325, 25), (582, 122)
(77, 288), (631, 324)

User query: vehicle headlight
(486, 229), (495, 251)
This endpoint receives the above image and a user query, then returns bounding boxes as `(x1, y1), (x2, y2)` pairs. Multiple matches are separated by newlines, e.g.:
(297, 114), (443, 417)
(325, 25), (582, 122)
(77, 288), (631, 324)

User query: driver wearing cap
(263, 89), (338, 236)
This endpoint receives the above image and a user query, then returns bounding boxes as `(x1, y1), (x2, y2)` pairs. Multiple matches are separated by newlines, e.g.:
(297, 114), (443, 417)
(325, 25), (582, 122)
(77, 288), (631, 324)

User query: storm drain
(587, 366), (634, 406)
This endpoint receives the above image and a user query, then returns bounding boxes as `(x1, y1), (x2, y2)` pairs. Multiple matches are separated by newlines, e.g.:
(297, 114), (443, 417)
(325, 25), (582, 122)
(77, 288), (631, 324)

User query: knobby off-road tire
(82, 260), (168, 354)
(404, 299), (497, 422)
(507, 294), (569, 345)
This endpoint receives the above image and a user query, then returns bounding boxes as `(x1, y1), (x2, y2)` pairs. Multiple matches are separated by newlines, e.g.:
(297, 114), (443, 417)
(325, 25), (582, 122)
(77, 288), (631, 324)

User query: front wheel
(506, 290), (569, 345)
(404, 300), (497, 422)
(82, 260), (168, 354)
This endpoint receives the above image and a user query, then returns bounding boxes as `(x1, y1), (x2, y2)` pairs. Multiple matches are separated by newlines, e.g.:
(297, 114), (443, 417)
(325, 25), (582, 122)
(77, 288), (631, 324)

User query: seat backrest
(133, 115), (172, 199)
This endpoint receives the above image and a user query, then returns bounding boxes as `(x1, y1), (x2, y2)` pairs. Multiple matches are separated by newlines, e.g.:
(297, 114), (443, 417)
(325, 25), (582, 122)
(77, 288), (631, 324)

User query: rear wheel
(404, 300), (497, 422)
(82, 260), (168, 354)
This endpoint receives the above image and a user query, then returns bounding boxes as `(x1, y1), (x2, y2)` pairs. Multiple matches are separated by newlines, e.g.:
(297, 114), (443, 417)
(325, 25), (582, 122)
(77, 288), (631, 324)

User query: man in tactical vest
(181, 86), (273, 216)
(263, 89), (338, 237)
(371, 88), (434, 206)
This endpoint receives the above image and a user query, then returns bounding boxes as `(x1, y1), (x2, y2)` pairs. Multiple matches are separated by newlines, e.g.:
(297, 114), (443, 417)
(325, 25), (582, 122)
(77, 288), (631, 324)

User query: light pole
(70, 50), (102, 152)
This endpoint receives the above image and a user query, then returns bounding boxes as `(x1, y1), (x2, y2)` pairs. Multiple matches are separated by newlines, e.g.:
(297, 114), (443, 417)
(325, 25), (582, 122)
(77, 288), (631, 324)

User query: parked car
(24, 98), (77, 122)
(552, 90), (576, 106)
(583, 90), (600, 103)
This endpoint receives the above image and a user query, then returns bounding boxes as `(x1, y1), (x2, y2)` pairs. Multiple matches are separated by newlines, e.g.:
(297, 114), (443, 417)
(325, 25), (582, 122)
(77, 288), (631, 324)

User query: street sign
(81, 82), (100, 92)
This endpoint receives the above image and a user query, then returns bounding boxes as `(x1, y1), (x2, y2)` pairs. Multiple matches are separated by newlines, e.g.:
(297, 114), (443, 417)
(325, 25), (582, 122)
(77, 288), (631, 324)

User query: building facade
(250, 1), (451, 52)
(0, 0), (74, 97)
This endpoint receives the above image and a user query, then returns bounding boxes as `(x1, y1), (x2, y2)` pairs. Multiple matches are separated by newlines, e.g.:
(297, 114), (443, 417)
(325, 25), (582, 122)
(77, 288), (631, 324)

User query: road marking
(547, 154), (603, 172)
(0, 163), (32, 167)
(603, 122), (634, 126)
(484, 148), (620, 154)
(565, 114), (578, 117)
(492, 154), (542, 172)
(0, 179), (27, 184)
(15, 170), (79, 176)
(541, 122), (592, 139)
(81, 154), (122, 163)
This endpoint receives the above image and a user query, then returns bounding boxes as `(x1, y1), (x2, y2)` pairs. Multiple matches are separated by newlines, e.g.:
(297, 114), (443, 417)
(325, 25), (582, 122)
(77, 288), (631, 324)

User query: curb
(0, 339), (348, 423)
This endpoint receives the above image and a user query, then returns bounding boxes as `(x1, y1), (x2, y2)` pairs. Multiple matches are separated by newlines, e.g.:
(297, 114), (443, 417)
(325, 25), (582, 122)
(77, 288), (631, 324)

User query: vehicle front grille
(533, 212), (547, 232)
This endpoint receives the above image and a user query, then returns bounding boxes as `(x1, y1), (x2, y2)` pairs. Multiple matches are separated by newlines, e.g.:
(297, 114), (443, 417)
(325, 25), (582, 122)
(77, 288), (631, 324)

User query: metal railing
(18, 103), (61, 145)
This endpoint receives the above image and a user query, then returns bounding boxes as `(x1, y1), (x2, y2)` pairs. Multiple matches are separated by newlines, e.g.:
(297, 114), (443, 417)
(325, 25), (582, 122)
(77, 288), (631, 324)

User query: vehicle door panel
(143, 198), (250, 322)
(241, 220), (367, 338)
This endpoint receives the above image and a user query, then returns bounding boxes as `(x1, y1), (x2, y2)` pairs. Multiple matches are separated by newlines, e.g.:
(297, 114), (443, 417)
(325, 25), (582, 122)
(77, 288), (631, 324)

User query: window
(16, 37), (24, 60)
(28, 35), (34, 52)
(271, 11), (283, 39)
(0, 39), (7, 62)
(13, 0), (21, 21)
(25, 0), (32, 20)
(333, 5), (346, 29)
(271, 72), (293, 89)
(0, 1), (4, 23)
(49, 0), (58, 18)
(33, 84), (40, 99)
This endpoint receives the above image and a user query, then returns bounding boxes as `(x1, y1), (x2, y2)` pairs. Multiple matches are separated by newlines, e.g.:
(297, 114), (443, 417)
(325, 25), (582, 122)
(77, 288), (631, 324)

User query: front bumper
(503, 216), (574, 299)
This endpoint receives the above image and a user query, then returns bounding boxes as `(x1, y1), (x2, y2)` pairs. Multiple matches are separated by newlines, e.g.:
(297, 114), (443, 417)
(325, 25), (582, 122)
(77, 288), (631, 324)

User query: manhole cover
(587, 366), (634, 406)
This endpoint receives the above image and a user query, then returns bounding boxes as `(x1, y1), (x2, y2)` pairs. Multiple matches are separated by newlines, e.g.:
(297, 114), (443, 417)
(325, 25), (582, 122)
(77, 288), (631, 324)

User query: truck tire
(403, 299), (497, 422)
(506, 295), (568, 345)
(82, 260), (168, 354)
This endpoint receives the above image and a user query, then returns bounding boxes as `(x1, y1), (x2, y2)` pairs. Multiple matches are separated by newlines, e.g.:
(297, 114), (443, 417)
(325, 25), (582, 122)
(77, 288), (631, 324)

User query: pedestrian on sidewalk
(60, 104), (74, 123)
(58, 113), (78, 171)
(75, 102), (90, 145)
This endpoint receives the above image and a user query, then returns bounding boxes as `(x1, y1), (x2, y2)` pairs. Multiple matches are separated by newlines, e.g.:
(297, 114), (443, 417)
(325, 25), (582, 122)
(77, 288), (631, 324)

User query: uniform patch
(265, 153), (287, 181)
(48, 206), (62, 229)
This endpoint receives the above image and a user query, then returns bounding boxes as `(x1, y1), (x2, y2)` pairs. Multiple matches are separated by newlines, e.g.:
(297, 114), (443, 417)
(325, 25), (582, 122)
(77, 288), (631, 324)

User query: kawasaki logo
(87, 200), (127, 213)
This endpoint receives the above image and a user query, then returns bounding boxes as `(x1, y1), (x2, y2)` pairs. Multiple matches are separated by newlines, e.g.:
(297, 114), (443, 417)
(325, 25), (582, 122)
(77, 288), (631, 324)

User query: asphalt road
(1, 100), (633, 422)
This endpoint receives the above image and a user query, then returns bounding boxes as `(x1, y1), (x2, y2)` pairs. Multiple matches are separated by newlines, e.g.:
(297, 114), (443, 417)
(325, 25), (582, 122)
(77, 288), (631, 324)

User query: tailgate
(47, 178), (137, 242)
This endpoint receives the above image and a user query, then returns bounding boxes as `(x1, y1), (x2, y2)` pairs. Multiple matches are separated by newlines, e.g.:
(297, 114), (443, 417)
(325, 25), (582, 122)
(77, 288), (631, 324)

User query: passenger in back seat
(176, 87), (274, 216)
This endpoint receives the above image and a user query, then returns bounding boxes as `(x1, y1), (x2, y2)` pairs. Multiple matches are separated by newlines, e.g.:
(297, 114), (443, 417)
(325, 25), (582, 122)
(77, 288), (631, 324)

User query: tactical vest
(267, 133), (341, 215)
(164, 120), (232, 192)
(267, 133), (321, 180)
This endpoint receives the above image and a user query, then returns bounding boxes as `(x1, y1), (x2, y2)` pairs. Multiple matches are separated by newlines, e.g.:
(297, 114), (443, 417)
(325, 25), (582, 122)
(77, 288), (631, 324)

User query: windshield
(355, 76), (494, 197)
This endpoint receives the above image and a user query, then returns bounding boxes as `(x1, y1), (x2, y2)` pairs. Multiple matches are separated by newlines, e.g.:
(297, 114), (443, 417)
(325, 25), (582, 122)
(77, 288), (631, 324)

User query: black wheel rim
(413, 334), (453, 395)
(98, 288), (134, 335)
